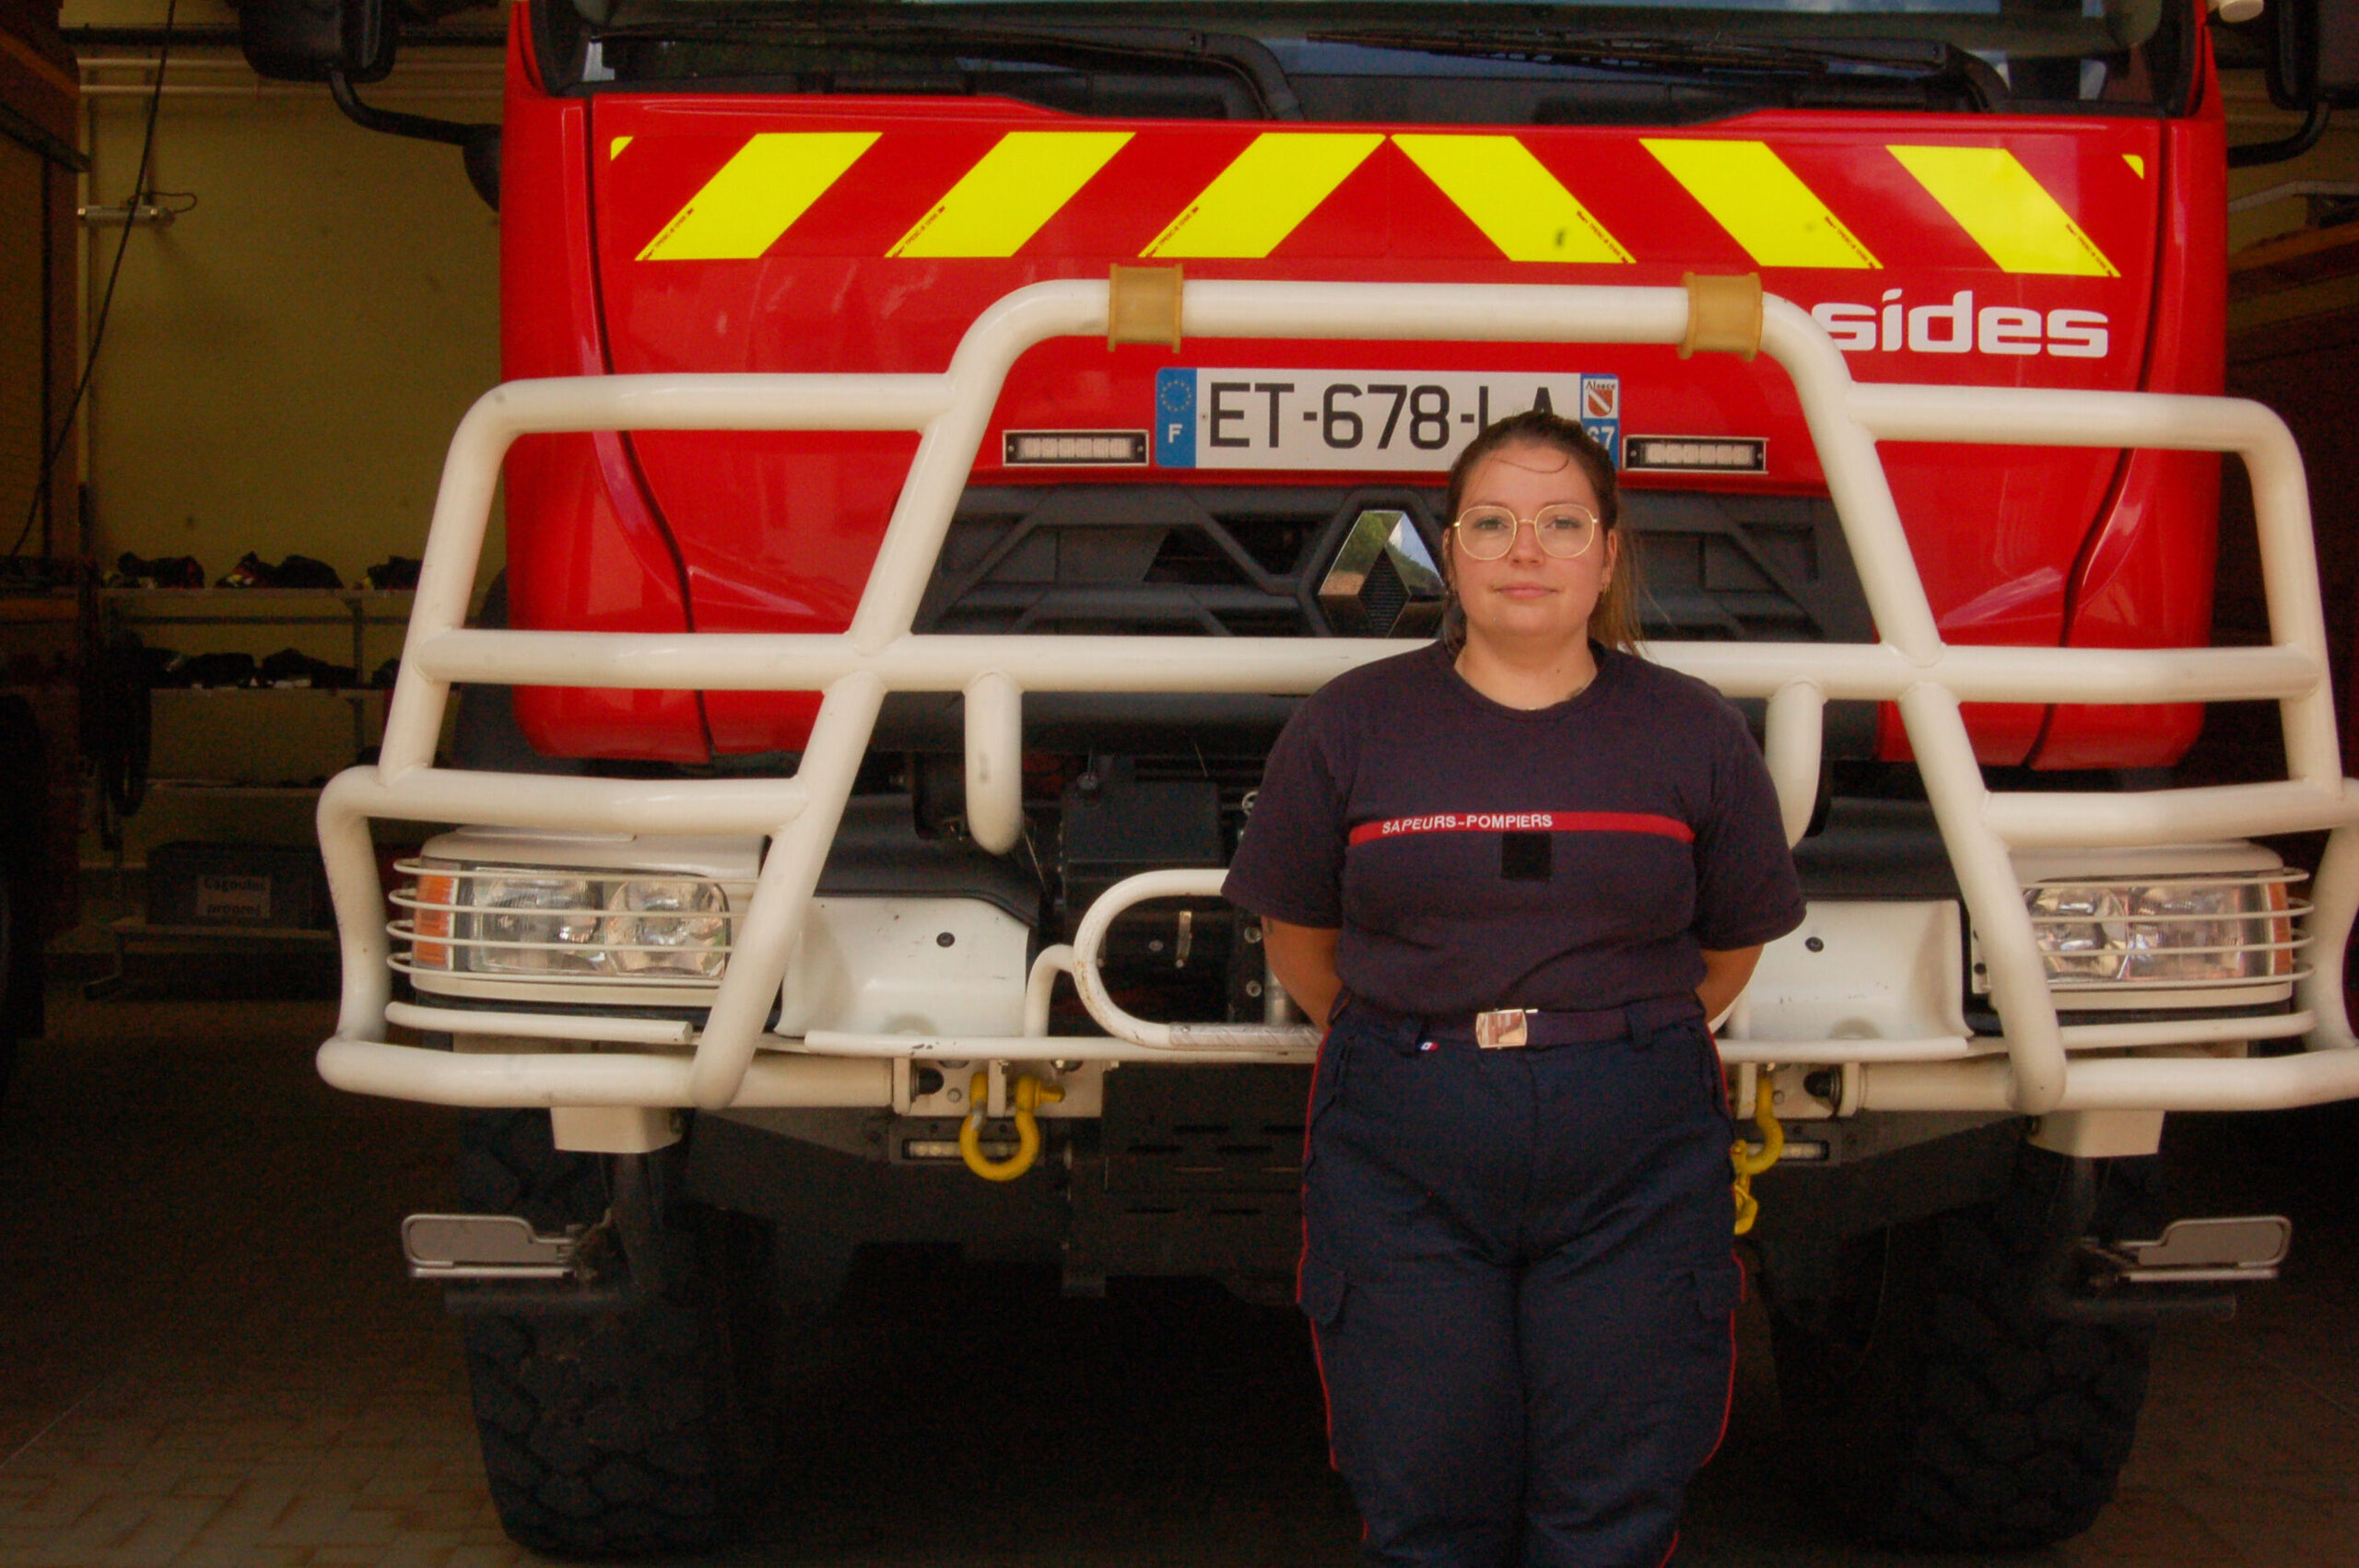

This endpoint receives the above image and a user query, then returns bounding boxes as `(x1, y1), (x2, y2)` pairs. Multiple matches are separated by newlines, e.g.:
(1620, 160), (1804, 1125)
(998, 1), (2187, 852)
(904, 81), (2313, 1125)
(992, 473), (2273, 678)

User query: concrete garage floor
(1, 987), (2354, 1567)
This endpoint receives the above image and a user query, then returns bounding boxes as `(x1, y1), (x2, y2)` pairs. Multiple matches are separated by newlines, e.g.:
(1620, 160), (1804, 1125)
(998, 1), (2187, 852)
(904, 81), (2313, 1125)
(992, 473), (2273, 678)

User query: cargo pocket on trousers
(1695, 1022), (1736, 1125)
(1307, 1035), (1347, 1130)
(1297, 1254), (1349, 1329)
(1692, 1254), (1744, 1324)
(1681, 1258), (1744, 1470)
(1301, 1027), (1353, 1179)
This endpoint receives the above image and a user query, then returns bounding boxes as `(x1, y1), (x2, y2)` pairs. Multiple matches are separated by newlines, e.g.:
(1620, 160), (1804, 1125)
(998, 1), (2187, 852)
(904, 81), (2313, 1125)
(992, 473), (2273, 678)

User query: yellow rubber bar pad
(1644, 138), (1881, 271)
(1391, 134), (1633, 264)
(1142, 132), (1384, 259)
(1681, 273), (1765, 361)
(1109, 263), (1185, 350)
(1887, 145), (2120, 278)
(890, 131), (1135, 259)
(638, 131), (880, 263)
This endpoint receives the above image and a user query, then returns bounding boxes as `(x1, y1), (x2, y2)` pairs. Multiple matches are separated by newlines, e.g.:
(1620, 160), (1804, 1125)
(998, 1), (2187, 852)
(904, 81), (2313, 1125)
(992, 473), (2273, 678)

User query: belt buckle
(1474, 1009), (1532, 1049)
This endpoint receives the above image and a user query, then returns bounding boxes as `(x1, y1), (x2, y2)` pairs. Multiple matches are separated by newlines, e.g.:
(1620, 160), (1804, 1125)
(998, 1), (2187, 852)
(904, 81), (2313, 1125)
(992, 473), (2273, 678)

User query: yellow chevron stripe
(1142, 133), (1384, 259)
(609, 135), (632, 160)
(1889, 145), (2119, 277)
(637, 132), (879, 263)
(1392, 135), (1632, 264)
(1643, 138), (1881, 270)
(890, 131), (1134, 259)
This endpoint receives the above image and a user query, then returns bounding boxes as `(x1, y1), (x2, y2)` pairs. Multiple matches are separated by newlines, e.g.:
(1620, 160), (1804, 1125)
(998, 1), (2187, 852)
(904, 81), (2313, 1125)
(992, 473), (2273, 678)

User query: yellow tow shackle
(1730, 1073), (1784, 1236)
(958, 1070), (1065, 1182)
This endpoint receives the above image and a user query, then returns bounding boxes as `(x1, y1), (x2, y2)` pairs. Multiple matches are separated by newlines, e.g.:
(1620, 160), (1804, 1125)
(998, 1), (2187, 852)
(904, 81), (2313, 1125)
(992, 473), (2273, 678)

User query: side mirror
(241, 0), (499, 209)
(240, 0), (397, 85)
(2260, 0), (2359, 111)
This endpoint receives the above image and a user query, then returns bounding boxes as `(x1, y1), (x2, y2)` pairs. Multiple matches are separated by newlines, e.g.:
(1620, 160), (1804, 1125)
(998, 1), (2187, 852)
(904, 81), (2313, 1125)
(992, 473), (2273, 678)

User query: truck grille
(918, 483), (1873, 645)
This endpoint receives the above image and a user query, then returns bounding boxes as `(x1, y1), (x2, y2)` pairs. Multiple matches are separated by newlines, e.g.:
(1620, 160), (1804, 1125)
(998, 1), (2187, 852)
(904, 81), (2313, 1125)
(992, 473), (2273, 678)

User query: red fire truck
(241, 0), (2359, 1554)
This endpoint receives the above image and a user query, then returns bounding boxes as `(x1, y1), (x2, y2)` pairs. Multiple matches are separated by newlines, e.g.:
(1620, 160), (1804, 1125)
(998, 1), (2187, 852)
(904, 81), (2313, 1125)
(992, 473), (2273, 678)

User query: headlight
(2021, 873), (2304, 989)
(393, 861), (735, 982)
(604, 878), (730, 978)
(477, 875), (605, 974)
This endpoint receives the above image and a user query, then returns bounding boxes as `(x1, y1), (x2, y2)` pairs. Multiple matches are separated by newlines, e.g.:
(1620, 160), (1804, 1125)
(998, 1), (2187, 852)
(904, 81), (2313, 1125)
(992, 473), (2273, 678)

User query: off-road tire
(455, 1108), (775, 1556)
(1768, 1144), (2158, 1551)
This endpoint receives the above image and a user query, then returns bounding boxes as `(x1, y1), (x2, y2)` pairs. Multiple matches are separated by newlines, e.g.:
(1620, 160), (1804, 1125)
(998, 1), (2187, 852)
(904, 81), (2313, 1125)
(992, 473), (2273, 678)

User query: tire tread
(1770, 1145), (2155, 1552)
(454, 1108), (764, 1556)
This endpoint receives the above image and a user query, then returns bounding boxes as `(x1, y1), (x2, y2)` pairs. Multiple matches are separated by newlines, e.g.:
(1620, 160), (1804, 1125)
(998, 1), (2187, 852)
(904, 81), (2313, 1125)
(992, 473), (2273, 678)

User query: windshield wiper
(597, 18), (1303, 117)
(962, 25), (1304, 119)
(1304, 29), (2004, 110)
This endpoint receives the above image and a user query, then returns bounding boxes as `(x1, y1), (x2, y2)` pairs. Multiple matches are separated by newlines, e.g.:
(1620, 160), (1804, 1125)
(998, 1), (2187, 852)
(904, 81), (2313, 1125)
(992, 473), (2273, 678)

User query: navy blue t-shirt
(1224, 642), (1803, 1020)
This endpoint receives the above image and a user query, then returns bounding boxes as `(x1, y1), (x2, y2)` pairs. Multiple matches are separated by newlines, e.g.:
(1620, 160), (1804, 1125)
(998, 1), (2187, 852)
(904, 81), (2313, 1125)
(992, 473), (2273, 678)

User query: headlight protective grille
(2001, 869), (2309, 992)
(388, 859), (741, 984)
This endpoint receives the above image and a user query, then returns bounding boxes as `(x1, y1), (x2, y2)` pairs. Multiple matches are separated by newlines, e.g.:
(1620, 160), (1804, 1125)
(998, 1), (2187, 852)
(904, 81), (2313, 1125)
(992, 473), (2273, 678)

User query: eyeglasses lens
(1454, 506), (1597, 560)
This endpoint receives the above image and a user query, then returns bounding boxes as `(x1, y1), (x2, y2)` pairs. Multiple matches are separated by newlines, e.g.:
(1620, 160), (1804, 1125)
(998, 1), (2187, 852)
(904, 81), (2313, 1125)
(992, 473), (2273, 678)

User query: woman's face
(1449, 439), (1616, 651)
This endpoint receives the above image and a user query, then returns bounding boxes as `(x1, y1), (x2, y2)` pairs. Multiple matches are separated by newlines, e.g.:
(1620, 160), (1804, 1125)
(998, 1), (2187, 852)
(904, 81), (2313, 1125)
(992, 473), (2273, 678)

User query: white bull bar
(314, 276), (2359, 1118)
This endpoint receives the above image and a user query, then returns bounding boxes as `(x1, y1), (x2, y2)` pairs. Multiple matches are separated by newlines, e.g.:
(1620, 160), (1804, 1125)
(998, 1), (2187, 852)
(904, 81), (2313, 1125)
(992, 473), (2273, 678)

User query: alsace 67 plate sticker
(1154, 369), (1619, 472)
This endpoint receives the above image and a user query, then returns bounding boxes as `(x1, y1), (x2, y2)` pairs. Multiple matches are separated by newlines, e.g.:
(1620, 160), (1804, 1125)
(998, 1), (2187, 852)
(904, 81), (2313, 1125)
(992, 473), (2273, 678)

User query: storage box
(145, 841), (333, 931)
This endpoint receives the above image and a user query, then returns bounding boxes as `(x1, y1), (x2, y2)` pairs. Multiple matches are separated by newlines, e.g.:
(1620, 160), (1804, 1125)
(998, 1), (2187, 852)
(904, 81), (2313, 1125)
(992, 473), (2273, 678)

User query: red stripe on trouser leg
(1658, 1303), (1739, 1568)
(1298, 1024), (1341, 1471)
(1699, 1253), (1743, 1469)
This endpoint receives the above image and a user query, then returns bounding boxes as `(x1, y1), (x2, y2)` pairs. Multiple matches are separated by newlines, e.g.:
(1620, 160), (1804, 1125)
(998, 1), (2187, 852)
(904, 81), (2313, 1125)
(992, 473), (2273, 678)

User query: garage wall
(2224, 69), (2359, 250)
(64, 2), (506, 859)
(0, 0), (83, 936)
(67, 0), (505, 591)
(2204, 68), (2359, 787)
(0, 0), (77, 563)
(0, 138), (43, 547)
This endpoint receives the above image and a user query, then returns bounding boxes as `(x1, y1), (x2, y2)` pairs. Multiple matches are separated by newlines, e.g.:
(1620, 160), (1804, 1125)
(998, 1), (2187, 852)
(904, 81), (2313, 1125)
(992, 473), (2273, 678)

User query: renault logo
(1318, 509), (1446, 636)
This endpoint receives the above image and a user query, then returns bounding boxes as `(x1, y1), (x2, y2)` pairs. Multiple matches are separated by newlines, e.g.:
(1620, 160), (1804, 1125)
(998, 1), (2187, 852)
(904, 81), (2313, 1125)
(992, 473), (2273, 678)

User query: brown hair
(1438, 407), (1642, 651)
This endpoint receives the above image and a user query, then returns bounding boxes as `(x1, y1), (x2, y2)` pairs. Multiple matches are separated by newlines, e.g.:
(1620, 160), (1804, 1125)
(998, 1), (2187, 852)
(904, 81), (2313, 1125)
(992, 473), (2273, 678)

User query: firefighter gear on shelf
(958, 1070), (1064, 1182)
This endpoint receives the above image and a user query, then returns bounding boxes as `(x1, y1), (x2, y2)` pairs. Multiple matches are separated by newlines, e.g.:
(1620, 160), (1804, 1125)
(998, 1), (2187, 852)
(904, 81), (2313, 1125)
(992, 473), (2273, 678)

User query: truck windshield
(549, 0), (2189, 119)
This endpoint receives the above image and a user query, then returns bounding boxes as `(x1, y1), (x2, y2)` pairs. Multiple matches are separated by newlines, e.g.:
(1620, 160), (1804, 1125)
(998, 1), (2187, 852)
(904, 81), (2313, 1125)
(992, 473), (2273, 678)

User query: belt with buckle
(1450, 994), (1702, 1050)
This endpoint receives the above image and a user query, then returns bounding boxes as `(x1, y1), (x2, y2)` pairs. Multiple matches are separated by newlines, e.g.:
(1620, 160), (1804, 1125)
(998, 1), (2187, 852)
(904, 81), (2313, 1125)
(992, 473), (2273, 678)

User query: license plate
(1153, 369), (1620, 472)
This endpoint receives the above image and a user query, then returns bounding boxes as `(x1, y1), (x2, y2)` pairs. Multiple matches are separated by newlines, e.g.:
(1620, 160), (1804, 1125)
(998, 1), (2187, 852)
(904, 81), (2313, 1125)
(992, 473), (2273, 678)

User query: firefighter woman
(1225, 407), (1804, 1568)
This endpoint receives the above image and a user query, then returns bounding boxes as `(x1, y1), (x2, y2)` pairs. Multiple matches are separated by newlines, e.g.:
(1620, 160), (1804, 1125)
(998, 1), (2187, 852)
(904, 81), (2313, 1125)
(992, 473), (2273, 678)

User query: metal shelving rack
(99, 586), (416, 767)
(87, 587), (417, 992)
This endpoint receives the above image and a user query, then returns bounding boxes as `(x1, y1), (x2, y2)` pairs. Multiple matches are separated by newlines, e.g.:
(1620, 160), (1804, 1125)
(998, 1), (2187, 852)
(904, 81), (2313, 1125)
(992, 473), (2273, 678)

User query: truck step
(402, 1213), (582, 1280)
(2089, 1214), (2293, 1285)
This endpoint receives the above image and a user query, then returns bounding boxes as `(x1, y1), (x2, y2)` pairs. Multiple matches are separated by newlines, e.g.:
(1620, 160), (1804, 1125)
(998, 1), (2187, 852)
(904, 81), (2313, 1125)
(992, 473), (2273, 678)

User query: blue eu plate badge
(1155, 369), (1197, 469)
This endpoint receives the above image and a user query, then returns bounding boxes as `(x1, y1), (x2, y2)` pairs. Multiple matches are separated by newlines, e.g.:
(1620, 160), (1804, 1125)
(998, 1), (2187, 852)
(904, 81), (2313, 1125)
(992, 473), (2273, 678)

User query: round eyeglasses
(1449, 503), (1602, 561)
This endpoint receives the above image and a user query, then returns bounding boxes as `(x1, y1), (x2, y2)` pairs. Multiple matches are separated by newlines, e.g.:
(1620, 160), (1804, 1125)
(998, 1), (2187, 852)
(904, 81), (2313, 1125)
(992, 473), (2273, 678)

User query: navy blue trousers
(1298, 1000), (1742, 1568)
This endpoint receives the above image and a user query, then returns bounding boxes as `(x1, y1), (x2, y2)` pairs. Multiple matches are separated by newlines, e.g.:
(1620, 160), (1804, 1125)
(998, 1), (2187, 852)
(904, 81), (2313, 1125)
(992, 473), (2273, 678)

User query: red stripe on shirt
(1345, 810), (1696, 848)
